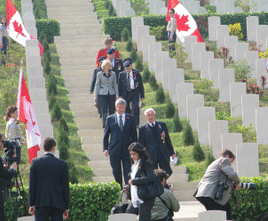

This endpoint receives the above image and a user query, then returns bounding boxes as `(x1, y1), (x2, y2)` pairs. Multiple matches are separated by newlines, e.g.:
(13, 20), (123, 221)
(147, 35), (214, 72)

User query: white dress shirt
(116, 112), (125, 126)
(128, 71), (135, 89)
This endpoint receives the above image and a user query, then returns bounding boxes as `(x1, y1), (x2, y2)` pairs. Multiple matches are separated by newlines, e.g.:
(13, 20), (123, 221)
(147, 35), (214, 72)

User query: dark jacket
(118, 69), (144, 100)
(29, 153), (69, 210)
(111, 58), (124, 82)
(131, 160), (155, 186)
(90, 67), (101, 93)
(139, 121), (175, 163)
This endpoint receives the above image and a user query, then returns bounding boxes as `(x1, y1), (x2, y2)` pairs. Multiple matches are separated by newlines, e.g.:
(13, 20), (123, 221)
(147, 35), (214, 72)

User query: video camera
(214, 182), (229, 200)
(2, 137), (21, 165)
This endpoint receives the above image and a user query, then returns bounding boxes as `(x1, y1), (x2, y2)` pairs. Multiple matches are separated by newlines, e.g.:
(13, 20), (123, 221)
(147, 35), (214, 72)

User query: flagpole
(16, 60), (23, 118)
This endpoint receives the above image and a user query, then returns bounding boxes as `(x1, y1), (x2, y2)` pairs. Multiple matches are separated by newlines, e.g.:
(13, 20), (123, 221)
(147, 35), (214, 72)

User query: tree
(142, 66), (151, 83)
(48, 93), (56, 110)
(206, 149), (215, 167)
(192, 139), (205, 162)
(51, 103), (62, 121)
(130, 47), (137, 62)
(173, 112), (183, 132)
(165, 98), (175, 118)
(126, 38), (133, 52)
(59, 118), (69, 134)
(43, 59), (51, 75)
(182, 121), (194, 146)
(121, 27), (129, 41)
(135, 55), (143, 72)
(58, 139), (69, 160)
(155, 84), (165, 104)
(149, 74), (158, 91)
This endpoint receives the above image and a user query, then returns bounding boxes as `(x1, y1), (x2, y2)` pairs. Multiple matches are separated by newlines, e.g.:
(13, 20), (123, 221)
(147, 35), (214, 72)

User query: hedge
(36, 19), (60, 43)
(102, 12), (268, 41)
(5, 182), (121, 221)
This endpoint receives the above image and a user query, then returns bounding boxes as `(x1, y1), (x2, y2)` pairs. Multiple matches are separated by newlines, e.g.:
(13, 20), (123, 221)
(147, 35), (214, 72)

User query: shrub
(126, 38), (133, 52)
(44, 51), (51, 63)
(59, 118), (69, 134)
(227, 59), (252, 81)
(108, 4), (115, 16)
(229, 23), (243, 40)
(51, 103), (62, 121)
(149, 74), (159, 91)
(33, 0), (48, 19)
(67, 160), (79, 184)
(173, 112), (183, 132)
(47, 74), (58, 95)
(165, 98), (175, 118)
(182, 121), (194, 146)
(135, 55), (143, 72)
(206, 149), (215, 167)
(155, 84), (165, 104)
(142, 66), (151, 83)
(43, 59), (51, 75)
(43, 40), (50, 53)
(104, 0), (111, 9)
(48, 93), (56, 110)
(36, 19), (60, 43)
(176, 44), (188, 69)
(121, 27), (129, 41)
(39, 32), (46, 45)
(58, 128), (70, 147)
(192, 139), (205, 162)
(130, 47), (137, 62)
(58, 139), (69, 160)
(149, 26), (167, 41)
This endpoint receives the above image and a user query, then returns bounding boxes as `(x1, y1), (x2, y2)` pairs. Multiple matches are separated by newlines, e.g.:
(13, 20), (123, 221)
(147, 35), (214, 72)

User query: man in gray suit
(194, 149), (240, 220)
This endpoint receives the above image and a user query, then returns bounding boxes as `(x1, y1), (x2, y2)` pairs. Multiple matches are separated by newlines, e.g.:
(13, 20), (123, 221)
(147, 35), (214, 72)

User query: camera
(214, 182), (229, 200)
(240, 182), (256, 190)
(2, 137), (21, 165)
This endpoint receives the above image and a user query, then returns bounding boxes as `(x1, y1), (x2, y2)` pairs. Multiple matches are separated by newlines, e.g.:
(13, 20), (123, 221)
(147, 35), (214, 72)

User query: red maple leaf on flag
(13, 20), (26, 38)
(175, 14), (190, 32)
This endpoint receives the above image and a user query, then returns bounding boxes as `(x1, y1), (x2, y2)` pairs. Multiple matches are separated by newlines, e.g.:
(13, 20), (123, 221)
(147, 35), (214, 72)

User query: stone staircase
(45, 0), (204, 220)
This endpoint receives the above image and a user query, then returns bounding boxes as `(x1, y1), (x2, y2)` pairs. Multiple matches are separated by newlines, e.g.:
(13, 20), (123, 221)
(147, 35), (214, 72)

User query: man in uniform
(107, 48), (124, 82)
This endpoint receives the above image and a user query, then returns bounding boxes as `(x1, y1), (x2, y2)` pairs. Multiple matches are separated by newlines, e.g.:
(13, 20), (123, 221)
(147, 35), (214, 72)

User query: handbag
(137, 175), (164, 201)
(158, 196), (174, 221)
(111, 190), (129, 214)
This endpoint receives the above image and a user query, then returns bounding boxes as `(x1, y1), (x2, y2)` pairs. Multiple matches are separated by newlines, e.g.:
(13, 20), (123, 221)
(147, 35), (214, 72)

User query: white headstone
(188, 1), (199, 14)
(108, 214), (138, 221)
(218, 68), (235, 102)
(200, 51), (214, 79)
(224, 36), (238, 60)
(216, 1), (225, 14)
(196, 7), (207, 14)
(208, 16), (221, 41)
(241, 94), (259, 129)
(177, 83), (194, 118)
(154, 1), (165, 14)
(184, 36), (197, 62)
(234, 43), (249, 62)
(161, 58), (177, 90)
(246, 16), (259, 42)
(131, 17), (144, 42)
(137, 25), (150, 51)
(197, 107), (216, 145)
(216, 25), (229, 49)
(208, 59), (224, 89)
(244, 51), (258, 78)
(123, 8), (136, 16)
(224, 0), (235, 13)
(233, 7), (244, 13)
(208, 120), (229, 158)
(148, 42), (162, 71)
(236, 143), (259, 177)
(257, 25), (268, 51)
(255, 107), (268, 144)
(186, 94), (204, 131)
(142, 35), (155, 62)
(255, 59), (268, 87)
(230, 82), (246, 117)
(191, 43), (206, 71)
(154, 51), (169, 81)
(28, 77), (46, 89)
(198, 211), (226, 221)
(17, 216), (35, 221)
(249, 0), (258, 12)
(159, 7), (167, 15)
(258, 0), (268, 12)
(168, 69), (185, 103)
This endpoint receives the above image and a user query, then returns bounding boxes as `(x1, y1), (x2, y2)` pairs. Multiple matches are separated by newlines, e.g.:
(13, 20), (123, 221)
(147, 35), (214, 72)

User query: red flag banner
(17, 67), (41, 164)
(6, 0), (43, 54)
(166, 0), (203, 43)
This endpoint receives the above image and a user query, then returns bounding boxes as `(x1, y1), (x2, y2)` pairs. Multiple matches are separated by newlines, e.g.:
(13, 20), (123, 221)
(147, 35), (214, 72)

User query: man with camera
(194, 149), (240, 220)
(0, 132), (17, 220)
(151, 169), (180, 221)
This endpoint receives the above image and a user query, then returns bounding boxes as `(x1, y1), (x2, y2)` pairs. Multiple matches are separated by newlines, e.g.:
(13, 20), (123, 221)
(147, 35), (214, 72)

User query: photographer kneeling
(0, 132), (17, 220)
(194, 149), (240, 220)
(151, 169), (180, 221)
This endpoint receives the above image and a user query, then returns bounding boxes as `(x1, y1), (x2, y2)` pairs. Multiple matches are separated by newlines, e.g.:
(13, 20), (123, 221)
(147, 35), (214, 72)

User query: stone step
(69, 97), (94, 105)
(63, 70), (93, 78)
(56, 44), (102, 51)
(59, 57), (92, 65)
(65, 81), (91, 88)
(75, 116), (101, 124)
(68, 92), (92, 99)
(60, 28), (102, 36)
(173, 189), (197, 201)
(70, 103), (98, 111)
(93, 167), (113, 176)
(92, 176), (115, 183)
(88, 160), (110, 168)
(168, 174), (189, 183)
(78, 129), (103, 137)
(174, 219), (197, 221)
(57, 49), (99, 58)
(47, 5), (94, 11)
(61, 65), (95, 72)
(60, 23), (101, 29)
(52, 16), (99, 24)
(172, 182), (199, 190)
(46, 0), (93, 5)
(78, 122), (103, 130)
(73, 110), (99, 118)
(173, 201), (205, 220)
(54, 34), (109, 41)
(84, 145), (103, 154)
(64, 76), (93, 83)
(82, 135), (102, 145)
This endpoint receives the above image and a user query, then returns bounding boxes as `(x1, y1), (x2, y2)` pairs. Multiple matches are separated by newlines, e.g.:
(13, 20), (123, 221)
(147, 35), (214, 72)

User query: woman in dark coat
(126, 142), (155, 221)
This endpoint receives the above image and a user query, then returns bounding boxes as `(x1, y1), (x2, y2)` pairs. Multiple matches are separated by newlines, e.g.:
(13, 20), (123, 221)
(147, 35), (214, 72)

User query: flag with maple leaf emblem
(6, 0), (43, 54)
(17, 67), (41, 164)
(166, 0), (203, 43)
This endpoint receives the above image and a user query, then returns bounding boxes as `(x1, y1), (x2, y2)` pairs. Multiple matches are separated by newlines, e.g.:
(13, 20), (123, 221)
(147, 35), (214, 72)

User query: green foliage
(36, 19), (60, 43)
(58, 139), (69, 160)
(108, 3), (115, 16)
(130, 47), (137, 62)
(48, 93), (56, 110)
(193, 79), (214, 94)
(155, 84), (165, 104)
(121, 27), (129, 42)
(142, 66), (151, 83)
(216, 110), (231, 120)
(206, 149), (215, 167)
(44, 59), (51, 75)
(229, 176), (268, 221)
(59, 118), (69, 134)
(176, 44), (188, 69)
(149, 73), (159, 91)
(33, 0), (48, 19)
(227, 59), (252, 82)
(39, 32), (46, 45)
(173, 112), (183, 132)
(67, 160), (79, 184)
(135, 56), (143, 72)
(149, 26), (167, 41)
(129, 0), (149, 16)
(58, 128), (70, 147)
(51, 103), (62, 121)
(47, 74), (58, 95)
(165, 98), (175, 118)
(192, 139), (205, 162)
(43, 40), (50, 53)
(182, 121), (195, 146)
(229, 23), (243, 40)
(44, 51), (51, 63)
(126, 38), (133, 52)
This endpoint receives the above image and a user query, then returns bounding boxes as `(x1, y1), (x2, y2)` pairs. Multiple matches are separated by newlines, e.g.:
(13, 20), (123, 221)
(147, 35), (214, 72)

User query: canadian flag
(17, 67), (41, 164)
(6, 0), (43, 54)
(166, 0), (203, 43)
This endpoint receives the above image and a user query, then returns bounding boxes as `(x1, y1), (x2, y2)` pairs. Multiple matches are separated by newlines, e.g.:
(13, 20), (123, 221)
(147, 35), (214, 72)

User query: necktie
(119, 115), (123, 131)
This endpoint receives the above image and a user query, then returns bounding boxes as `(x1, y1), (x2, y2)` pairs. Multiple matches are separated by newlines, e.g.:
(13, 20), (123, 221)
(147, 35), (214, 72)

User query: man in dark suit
(29, 137), (69, 221)
(90, 56), (106, 118)
(0, 132), (17, 220)
(118, 58), (144, 127)
(103, 98), (137, 188)
(139, 108), (176, 177)
(107, 48), (124, 82)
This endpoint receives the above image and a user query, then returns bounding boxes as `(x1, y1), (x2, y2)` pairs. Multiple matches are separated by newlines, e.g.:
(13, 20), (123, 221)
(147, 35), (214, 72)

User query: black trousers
(196, 196), (232, 220)
(35, 206), (64, 221)
(126, 197), (155, 221)
(99, 94), (115, 127)
(125, 91), (140, 126)
(152, 150), (172, 176)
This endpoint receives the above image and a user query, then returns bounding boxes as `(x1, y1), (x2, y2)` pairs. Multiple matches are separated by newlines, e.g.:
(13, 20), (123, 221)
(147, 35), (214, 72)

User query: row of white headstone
(21, 0), (57, 157)
(111, 0), (136, 17)
(131, 16), (260, 178)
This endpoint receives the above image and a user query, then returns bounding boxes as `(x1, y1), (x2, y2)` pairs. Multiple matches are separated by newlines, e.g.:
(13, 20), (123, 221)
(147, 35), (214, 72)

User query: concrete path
(45, 0), (205, 220)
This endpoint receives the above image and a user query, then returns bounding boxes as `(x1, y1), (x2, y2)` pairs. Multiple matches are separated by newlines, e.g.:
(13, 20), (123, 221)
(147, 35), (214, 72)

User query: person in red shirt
(95, 37), (120, 68)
